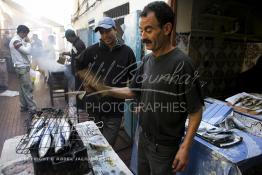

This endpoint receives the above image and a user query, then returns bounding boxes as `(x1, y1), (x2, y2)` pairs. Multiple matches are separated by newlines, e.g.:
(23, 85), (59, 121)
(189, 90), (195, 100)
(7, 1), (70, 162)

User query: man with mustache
(77, 17), (137, 147)
(84, 2), (204, 174)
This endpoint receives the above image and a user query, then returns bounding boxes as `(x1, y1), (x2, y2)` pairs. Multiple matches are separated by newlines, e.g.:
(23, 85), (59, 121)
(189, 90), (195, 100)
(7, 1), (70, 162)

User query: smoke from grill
(31, 34), (65, 76)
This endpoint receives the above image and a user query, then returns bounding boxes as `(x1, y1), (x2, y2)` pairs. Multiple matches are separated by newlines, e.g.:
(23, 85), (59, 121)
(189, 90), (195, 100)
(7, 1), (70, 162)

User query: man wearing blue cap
(77, 17), (137, 147)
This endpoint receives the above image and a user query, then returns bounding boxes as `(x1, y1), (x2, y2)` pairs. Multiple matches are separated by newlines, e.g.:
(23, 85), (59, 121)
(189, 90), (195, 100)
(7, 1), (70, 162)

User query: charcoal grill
(16, 108), (90, 175)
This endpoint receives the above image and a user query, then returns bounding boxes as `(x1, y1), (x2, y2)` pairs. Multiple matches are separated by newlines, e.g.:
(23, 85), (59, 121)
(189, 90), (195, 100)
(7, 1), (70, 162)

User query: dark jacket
(78, 40), (137, 116)
(237, 56), (262, 93)
(71, 37), (86, 74)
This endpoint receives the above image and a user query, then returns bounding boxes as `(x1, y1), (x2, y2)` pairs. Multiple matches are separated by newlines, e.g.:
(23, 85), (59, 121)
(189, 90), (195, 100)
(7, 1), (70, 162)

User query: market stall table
(178, 99), (262, 175)
(75, 121), (133, 175)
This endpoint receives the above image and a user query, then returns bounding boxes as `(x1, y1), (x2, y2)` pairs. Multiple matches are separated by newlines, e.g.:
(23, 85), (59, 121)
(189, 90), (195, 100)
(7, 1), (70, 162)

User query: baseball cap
(94, 17), (116, 32)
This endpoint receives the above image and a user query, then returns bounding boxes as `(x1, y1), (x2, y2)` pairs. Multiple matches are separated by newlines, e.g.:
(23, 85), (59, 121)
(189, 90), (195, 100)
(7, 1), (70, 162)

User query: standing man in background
(31, 34), (43, 54)
(77, 17), (137, 147)
(31, 34), (43, 72)
(62, 29), (86, 108)
(2, 30), (13, 73)
(9, 25), (37, 113)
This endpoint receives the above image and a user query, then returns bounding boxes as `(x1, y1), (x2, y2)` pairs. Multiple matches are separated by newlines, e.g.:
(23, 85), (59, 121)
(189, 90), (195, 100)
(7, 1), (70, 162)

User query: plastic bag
(30, 68), (37, 83)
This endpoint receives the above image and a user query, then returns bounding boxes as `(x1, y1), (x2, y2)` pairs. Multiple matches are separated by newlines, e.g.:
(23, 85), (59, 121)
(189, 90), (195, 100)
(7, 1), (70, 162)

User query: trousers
(138, 132), (179, 175)
(15, 66), (37, 111)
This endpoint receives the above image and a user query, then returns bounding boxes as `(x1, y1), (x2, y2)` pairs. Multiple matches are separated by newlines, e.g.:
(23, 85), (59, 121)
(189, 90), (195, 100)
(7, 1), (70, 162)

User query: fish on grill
(54, 127), (65, 153)
(38, 126), (52, 158)
(59, 117), (71, 143)
(26, 127), (45, 149)
(28, 117), (45, 138)
(47, 118), (59, 137)
(23, 109), (75, 158)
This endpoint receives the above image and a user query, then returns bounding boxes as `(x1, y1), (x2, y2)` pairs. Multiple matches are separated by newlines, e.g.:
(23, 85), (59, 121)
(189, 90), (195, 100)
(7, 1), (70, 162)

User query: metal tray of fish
(226, 92), (262, 112)
(15, 108), (87, 158)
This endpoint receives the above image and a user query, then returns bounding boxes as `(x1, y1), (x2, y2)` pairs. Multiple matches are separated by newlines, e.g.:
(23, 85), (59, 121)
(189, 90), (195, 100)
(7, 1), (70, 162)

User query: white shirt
(9, 34), (31, 68)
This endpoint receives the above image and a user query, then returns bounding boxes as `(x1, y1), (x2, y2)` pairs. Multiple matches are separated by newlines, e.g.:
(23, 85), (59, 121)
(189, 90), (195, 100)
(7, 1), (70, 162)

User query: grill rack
(15, 107), (96, 158)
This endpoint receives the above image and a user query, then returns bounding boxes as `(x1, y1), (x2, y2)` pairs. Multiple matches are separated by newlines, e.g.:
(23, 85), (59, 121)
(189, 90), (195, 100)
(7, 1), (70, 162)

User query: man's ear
(163, 22), (173, 36)
(113, 27), (117, 33)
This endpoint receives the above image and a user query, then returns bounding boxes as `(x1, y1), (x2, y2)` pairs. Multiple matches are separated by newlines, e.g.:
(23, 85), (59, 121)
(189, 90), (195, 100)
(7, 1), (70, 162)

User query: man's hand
(24, 37), (30, 43)
(61, 52), (70, 56)
(172, 146), (189, 172)
(77, 68), (136, 99)
(77, 69), (110, 96)
(83, 83), (96, 93)
(172, 107), (202, 173)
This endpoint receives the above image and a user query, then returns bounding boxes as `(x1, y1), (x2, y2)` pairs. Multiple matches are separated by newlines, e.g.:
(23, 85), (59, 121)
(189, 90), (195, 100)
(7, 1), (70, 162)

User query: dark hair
(141, 1), (175, 29)
(17, 25), (30, 34)
(65, 29), (76, 38)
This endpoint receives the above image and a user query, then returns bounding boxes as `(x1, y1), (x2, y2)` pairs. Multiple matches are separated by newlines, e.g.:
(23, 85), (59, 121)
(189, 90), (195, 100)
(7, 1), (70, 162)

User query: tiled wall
(176, 32), (190, 54)
(176, 33), (261, 99)
(179, 0), (262, 99)
(182, 36), (259, 99)
(189, 37), (246, 98)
